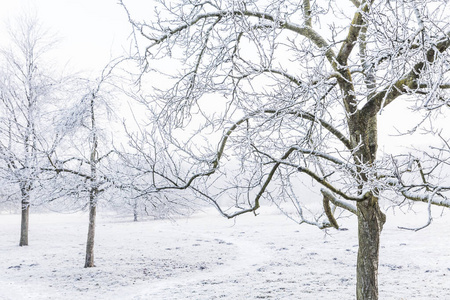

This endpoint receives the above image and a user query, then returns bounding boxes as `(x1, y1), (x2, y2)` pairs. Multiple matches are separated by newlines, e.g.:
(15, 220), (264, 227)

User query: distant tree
(113, 127), (198, 221)
(0, 14), (65, 246)
(121, 0), (450, 299)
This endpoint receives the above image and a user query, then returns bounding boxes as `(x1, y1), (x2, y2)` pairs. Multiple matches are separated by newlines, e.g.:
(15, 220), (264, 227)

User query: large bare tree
(120, 0), (450, 299)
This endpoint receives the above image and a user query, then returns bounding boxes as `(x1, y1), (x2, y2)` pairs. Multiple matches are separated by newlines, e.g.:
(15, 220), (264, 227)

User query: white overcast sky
(0, 0), (132, 74)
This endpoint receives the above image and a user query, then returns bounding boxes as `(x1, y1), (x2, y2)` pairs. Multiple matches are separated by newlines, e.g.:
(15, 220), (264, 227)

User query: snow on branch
(321, 188), (357, 215)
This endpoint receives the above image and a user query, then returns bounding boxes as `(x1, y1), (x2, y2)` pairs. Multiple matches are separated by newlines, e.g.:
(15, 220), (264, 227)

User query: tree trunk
(19, 195), (30, 246)
(351, 113), (386, 300)
(133, 201), (138, 222)
(85, 93), (98, 268)
(356, 196), (385, 300)
(84, 195), (97, 268)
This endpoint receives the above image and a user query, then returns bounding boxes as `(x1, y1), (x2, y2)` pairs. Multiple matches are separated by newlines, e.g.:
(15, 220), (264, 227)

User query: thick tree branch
(336, 0), (370, 66)
(400, 189), (450, 208)
(362, 32), (450, 117)
(323, 191), (339, 229)
(251, 145), (366, 202)
(303, 0), (312, 27)
(321, 188), (357, 215)
(349, 0), (361, 7)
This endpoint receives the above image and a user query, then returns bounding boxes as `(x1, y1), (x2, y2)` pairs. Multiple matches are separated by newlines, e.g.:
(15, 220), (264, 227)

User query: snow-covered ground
(0, 206), (449, 300)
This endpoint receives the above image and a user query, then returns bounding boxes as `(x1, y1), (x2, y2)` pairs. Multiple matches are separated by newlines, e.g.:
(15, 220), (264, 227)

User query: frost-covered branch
(321, 188), (357, 215)
(363, 31), (450, 116)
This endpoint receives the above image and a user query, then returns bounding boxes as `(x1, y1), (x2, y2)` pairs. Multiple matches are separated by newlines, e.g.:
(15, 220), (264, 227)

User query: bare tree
(44, 60), (122, 267)
(0, 14), (64, 246)
(119, 0), (450, 299)
(113, 122), (199, 221)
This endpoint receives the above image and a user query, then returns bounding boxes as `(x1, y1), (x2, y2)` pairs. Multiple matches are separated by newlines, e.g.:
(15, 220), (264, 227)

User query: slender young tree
(0, 15), (63, 246)
(84, 87), (100, 268)
(45, 60), (123, 267)
(121, 0), (450, 299)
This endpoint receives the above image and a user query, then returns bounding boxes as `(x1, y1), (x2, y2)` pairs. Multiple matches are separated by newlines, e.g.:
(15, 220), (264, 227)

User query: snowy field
(1, 206), (449, 300)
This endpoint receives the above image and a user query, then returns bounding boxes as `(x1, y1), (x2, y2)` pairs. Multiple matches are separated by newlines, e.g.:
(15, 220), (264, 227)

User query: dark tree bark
(350, 112), (386, 299)
(133, 202), (138, 222)
(19, 191), (30, 246)
(84, 196), (97, 268)
(356, 197), (385, 300)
